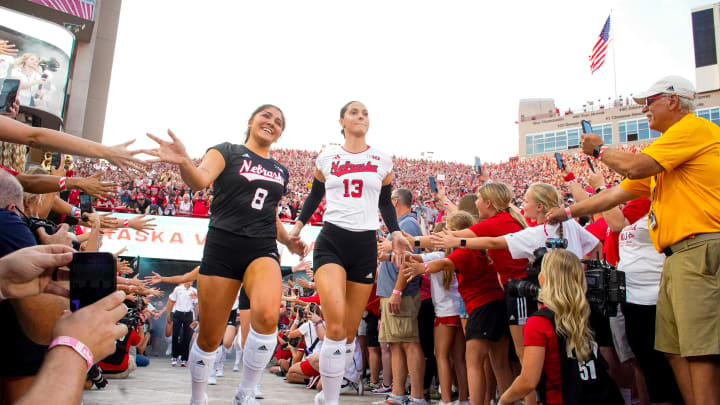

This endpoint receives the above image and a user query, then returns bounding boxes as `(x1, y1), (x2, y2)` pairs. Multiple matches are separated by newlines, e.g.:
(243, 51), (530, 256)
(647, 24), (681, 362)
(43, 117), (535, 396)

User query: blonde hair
(479, 182), (528, 229)
(538, 250), (594, 362)
(22, 166), (48, 205)
(445, 211), (478, 290)
(528, 183), (563, 239)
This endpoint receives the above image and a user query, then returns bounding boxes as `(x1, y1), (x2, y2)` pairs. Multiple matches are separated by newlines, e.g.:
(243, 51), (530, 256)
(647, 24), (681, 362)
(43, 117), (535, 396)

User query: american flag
(590, 16), (611, 74)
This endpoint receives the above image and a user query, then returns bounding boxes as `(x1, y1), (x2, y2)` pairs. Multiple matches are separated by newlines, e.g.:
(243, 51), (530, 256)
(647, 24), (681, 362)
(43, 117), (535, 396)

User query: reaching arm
(498, 346), (546, 404)
(430, 230), (508, 250)
(295, 171), (326, 227)
(546, 185), (637, 225)
(0, 115), (145, 174)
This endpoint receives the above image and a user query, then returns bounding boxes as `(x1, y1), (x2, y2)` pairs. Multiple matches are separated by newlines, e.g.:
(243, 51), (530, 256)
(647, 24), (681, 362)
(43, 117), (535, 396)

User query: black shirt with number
(208, 143), (288, 239)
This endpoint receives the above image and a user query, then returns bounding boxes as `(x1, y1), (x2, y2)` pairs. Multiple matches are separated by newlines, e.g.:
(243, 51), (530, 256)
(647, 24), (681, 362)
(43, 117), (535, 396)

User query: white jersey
(316, 145), (393, 231)
(617, 215), (666, 305)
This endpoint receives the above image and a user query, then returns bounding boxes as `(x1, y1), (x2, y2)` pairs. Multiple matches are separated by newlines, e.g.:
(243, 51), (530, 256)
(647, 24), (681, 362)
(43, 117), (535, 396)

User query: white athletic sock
(213, 345), (224, 371)
(319, 337), (347, 405)
(234, 346), (243, 366)
(235, 326), (276, 396)
(344, 340), (355, 369)
(189, 342), (216, 404)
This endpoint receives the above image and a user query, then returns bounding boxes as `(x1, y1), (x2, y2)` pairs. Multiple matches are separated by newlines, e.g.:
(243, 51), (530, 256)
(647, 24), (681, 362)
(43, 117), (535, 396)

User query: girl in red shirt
(404, 211), (513, 405)
(499, 249), (595, 405)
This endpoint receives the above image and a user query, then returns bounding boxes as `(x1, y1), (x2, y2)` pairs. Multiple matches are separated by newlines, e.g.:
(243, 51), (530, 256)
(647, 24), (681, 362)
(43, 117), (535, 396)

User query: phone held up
(581, 119), (593, 135)
(554, 152), (565, 171)
(428, 176), (438, 193)
(474, 156), (482, 174)
(69, 252), (117, 311)
(0, 78), (20, 114)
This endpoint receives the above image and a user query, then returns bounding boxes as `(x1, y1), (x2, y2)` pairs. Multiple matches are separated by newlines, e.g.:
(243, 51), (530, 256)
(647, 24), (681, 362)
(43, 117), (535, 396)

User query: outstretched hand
(144, 129), (191, 165)
(390, 231), (411, 268)
(429, 229), (460, 249)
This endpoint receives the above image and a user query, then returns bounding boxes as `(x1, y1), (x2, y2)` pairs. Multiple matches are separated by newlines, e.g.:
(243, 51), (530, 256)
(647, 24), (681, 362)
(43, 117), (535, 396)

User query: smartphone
(474, 156), (482, 174)
(581, 120), (593, 134)
(0, 78), (20, 114)
(308, 302), (317, 314)
(586, 157), (596, 173)
(50, 152), (62, 170)
(69, 252), (117, 311)
(554, 152), (565, 170)
(428, 176), (438, 193)
(79, 194), (93, 213)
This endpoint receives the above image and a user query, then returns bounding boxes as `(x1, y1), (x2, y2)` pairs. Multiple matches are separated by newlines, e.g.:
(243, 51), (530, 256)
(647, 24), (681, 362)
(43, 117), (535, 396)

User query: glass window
(651, 129), (661, 138)
(567, 129), (580, 146)
(619, 122), (626, 142)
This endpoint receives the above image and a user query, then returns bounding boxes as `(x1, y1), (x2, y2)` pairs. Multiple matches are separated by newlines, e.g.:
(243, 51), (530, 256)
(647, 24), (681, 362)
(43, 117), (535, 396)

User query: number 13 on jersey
(343, 179), (363, 198)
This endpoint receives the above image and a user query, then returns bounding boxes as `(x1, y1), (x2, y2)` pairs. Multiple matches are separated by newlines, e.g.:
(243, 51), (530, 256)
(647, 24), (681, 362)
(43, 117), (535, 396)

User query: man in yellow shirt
(546, 76), (720, 405)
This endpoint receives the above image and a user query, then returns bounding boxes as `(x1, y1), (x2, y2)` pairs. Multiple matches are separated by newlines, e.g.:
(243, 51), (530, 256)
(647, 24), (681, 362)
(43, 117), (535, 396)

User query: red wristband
(59, 177), (67, 191)
(598, 145), (609, 160)
(565, 207), (572, 219)
(49, 336), (94, 370)
(123, 219), (129, 227)
(562, 172), (576, 182)
(424, 263), (430, 274)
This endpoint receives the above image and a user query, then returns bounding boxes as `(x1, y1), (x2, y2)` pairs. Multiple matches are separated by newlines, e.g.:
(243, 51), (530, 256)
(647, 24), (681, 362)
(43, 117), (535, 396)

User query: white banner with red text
(98, 213), (322, 267)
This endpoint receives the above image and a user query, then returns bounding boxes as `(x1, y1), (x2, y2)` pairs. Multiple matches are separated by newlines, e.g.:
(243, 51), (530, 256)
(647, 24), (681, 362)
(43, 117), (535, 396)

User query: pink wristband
(71, 206), (81, 218)
(565, 207), (572, 219)
(424, 263), (430, 274)
(123, 219), (129, 227)
(392, 289), (402, 296)
(49, 336), (94, 370)
(59, 177), (67, 191)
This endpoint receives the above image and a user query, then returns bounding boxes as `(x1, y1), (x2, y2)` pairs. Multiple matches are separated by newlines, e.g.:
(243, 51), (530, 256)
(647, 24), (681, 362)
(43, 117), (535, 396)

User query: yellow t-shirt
(620, 114), (720, 252)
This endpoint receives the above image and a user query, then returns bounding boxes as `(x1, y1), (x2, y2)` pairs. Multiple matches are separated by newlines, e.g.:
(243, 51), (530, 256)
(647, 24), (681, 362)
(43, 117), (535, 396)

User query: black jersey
(208, 143), (289, 239)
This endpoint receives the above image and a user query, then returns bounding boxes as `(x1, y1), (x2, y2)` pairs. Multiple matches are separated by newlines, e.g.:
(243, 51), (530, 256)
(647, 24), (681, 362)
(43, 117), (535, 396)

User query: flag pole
(611, 9), (618, 101)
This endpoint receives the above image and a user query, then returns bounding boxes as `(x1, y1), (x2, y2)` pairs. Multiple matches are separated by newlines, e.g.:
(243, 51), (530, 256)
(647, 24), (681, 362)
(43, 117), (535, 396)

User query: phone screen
(581, 120), (593, 134)
(428, 176), (438, 193)
(474, 156), (482, 174)
(69, 252), (117, 311)
(0, 79), (20, 114)
(50, 152), (62, 170)
(79, 194), (93, 213)
(554, 152), (565, 170)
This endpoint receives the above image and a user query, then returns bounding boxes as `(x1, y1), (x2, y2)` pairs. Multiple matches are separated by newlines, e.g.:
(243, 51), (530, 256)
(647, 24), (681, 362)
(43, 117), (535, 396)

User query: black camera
(582, 257), (626, 318)
(23, 215), (81, 250)
(119, 297), (146, 329)
(506, 279), (540, 299)
(86, 364), (108, 389)
(525, 238), (569, 277)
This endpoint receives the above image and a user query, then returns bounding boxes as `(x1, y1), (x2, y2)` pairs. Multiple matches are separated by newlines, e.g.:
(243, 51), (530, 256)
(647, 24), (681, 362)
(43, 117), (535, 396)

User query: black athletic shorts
(0, 301), (46, 377)
(238, 287), (250, 310)
(364, 311), (380, 347)
(313, 222), (377, 284)
(227, 309), (238, 327)
(200, 227), (279, 281)
(589, 311), (613, 347)
(504, 282), (538, 326)
(622, 302), (683, 403)
(465, 299), (509, 342)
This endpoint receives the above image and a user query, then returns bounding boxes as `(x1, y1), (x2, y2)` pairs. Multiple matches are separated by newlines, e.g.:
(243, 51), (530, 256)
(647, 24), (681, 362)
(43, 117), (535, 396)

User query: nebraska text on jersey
(238, 160), (284, 185)
(330, 161), (379, 177)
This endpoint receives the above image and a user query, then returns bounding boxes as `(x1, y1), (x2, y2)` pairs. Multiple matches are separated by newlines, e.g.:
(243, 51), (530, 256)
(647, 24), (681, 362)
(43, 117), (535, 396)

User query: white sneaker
(233, 363), (240, 372)
(189, 393), (208, 405)
(314, 391), (325, 405)
(254, 385), (263, 399)
(208, 373), (217, 385)
(215, 368), (224, 377)
(166, 345), (172, 356)
(340, 379), (363, 395)
(171, 358), (178, 367)
(232, 391), (259, 405)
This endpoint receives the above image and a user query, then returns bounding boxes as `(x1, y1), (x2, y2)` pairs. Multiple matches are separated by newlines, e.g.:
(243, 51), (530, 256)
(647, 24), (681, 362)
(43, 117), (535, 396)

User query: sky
(102, 0), (708, 165)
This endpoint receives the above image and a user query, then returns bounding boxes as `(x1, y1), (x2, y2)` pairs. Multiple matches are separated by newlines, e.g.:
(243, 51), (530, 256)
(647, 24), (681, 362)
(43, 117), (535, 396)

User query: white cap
(633, 76), (696, 104)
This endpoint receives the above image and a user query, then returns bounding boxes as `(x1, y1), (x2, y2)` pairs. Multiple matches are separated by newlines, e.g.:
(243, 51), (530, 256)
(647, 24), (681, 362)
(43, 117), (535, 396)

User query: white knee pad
(320, 338), (347, 378)
(243, 327), (276, 371)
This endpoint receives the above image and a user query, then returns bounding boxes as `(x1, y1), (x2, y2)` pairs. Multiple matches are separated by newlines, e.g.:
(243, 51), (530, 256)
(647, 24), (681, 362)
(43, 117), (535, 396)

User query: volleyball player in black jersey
(146, 105), (306, 405)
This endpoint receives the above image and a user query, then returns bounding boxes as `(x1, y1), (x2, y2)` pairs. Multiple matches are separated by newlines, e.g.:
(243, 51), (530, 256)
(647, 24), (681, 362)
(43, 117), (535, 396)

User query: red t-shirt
(365, 284), (381, 316)
(192, 199), (209, 216)
(299, 294), (321, 305)
(524, 311), (562, 405)
(469, 211), (529, 285)
(584, 217), (607, 244)
(602, 198), (651, 266)
(447, 248), (503, 314)
(99, 329), (141, 372)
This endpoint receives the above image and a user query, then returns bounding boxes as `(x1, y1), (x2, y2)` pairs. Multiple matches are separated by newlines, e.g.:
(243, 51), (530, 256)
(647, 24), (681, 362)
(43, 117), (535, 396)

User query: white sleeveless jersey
(316, 145), (393, 231)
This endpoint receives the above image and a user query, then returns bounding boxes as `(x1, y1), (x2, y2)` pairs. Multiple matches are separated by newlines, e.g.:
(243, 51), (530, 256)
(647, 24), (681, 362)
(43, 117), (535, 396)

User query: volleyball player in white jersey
(290, 101), (410, 405)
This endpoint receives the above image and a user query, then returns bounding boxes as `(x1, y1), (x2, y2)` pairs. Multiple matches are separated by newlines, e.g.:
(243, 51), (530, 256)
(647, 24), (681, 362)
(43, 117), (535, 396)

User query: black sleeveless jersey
(208, 143), (289, 239)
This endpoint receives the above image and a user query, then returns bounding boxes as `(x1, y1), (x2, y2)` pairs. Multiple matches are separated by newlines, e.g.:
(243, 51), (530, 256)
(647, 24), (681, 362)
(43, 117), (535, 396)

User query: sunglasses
(645, 94), (671, 107)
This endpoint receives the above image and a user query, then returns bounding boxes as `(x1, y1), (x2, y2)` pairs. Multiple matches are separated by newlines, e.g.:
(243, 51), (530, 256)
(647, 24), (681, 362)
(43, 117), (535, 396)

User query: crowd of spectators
(69, 142), (653, 223)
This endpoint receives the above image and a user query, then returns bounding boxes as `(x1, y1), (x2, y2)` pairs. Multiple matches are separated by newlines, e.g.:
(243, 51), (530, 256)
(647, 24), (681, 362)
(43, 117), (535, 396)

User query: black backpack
(533, 307), (623, 405)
